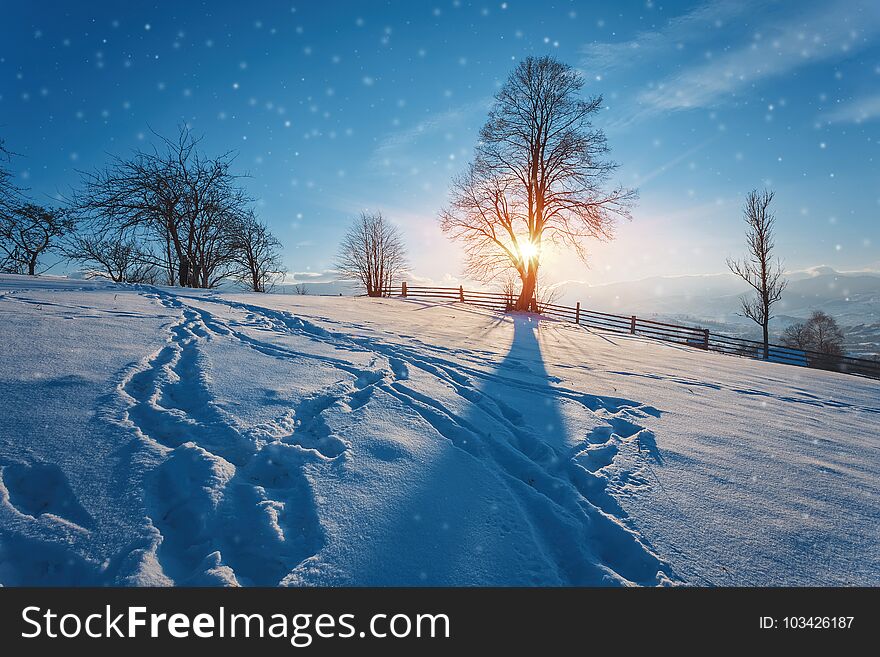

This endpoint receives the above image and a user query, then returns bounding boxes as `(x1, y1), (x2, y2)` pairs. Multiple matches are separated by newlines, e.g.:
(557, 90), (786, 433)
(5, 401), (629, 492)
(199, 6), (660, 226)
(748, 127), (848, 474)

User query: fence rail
(380, 283), (880, 380)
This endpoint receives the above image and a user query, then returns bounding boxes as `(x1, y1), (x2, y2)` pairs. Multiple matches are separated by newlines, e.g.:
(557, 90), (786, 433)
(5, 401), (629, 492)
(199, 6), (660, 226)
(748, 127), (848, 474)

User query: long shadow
(466, 313), (673, 585)
(355, 312), (673, 585)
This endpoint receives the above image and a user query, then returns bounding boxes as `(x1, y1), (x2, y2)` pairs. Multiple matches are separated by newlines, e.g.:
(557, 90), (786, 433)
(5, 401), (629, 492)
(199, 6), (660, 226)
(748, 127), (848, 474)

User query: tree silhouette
(440, 56), (633, 311)
(336, 211), (408, 297)
(727, 189), (787, 360)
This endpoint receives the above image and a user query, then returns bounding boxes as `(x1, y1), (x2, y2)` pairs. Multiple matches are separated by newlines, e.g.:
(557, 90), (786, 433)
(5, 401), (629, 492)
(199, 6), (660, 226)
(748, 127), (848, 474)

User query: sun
(518, 240), (539, 261)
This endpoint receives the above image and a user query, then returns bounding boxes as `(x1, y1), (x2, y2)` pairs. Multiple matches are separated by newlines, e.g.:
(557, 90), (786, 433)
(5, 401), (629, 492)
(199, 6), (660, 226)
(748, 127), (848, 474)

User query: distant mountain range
(554, 266), (880, 358)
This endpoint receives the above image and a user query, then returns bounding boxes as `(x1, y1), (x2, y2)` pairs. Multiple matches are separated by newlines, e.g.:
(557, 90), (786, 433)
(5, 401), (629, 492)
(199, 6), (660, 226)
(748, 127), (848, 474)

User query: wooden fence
(381, 283), (880, 380)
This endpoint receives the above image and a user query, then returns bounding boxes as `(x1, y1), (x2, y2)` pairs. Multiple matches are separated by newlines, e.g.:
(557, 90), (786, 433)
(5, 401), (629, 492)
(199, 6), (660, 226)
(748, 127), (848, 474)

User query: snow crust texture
(0, 276), (877, 586)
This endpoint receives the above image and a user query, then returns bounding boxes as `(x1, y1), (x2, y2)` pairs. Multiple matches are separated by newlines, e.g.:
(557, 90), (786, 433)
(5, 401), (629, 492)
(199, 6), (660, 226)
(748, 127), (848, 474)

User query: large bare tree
(440, 56), (634, 311)
(336, 211), (408, 296)
(727, 189), (787, 360)
(74, 127), (251, 288)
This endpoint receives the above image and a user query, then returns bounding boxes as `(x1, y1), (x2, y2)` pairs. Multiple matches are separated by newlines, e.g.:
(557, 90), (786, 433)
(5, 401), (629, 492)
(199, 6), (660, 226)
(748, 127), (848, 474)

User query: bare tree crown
(336, 211), (408, 297)
(72, 126), (282, 290)
(440, 55), (633, 310)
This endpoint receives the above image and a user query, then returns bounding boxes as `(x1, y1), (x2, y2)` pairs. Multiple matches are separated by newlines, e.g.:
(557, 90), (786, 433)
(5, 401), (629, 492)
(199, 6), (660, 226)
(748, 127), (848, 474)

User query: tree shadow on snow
(359, 313), (673, 586)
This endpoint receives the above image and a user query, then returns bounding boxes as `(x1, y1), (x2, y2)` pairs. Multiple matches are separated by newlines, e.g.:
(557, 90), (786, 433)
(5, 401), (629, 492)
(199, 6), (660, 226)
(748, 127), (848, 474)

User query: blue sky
(1, 0), (878, 287)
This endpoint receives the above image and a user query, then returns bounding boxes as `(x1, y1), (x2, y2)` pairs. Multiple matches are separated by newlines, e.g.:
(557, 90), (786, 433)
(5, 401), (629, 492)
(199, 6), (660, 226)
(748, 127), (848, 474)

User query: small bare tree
(440, 56), (634, 310)
(783, 311), (844, 356)
(292, 283), (309, 295)
(804, 311), (845, 357)
(64, 231), (160, 283)
(727, 189), (787, 360)
(230, 213), (285, 292)
(336, 211), (408, 296)
(0, 203), (73, 275)
(780, 322), (812, 351)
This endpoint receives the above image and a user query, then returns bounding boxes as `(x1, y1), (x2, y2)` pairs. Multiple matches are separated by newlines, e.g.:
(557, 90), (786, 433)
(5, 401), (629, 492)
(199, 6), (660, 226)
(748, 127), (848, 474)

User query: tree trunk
(514, 266), (537, 311)
(28, 259), (36, 276)
(762, 322), (770, 360)
(179, 255), (189, 287)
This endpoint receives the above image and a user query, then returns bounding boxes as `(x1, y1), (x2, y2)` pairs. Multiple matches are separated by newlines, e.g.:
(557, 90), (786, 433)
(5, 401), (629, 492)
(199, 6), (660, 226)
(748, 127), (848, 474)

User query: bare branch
(439, 56), (634, 310)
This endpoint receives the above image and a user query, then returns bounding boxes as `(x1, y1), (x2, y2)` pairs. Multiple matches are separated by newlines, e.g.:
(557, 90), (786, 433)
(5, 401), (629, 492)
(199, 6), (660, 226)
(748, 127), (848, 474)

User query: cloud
(632, 135), (718, 188)
(820, 94), (880, 124)
(287, 270), (337, 283)
(581, 0), (760, 75)
(584, 0), (880, 121)
(369, 99), (489, 174)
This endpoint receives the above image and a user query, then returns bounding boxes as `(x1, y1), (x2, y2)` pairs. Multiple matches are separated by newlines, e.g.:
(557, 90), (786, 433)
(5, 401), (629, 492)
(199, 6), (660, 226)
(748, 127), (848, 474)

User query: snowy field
(0, 274), (877, 587)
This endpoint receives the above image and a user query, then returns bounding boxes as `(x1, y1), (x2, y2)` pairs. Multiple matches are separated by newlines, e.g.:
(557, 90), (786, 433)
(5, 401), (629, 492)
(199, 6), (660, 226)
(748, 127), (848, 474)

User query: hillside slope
(0, 275), (877, 586)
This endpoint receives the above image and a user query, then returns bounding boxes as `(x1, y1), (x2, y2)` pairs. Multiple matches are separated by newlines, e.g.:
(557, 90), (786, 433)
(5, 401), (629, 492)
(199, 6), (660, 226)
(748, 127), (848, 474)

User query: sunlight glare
(519, 240), (538, 261)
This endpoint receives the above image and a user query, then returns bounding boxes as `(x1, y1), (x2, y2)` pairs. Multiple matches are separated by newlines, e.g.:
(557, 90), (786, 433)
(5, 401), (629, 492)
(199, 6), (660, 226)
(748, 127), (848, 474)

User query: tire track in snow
(163, 291), (676, 585)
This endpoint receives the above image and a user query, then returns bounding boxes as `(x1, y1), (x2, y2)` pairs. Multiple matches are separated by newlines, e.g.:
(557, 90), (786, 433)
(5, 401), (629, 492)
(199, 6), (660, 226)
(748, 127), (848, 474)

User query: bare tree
(74, 126), (251, 288)
(0, 140), (27, 272)
(783, 311), (844, 357)
(292, 283), (309, 295)
(336, 211), (408, 296)
(230, 213), (285, 292)
(0, 203), (73, 275)
(440, 56), (634, 311)
(780, 322), (812, 351)
(805, 311), (845, 357)
(534, 282), (563, 314)
(64, 230), (160, 283)
(499, 272), (518, 309)
(727, 189), (787, 359)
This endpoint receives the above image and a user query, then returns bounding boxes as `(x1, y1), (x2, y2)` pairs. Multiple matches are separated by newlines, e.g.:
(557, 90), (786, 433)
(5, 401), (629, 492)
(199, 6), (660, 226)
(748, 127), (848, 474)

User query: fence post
(630, 315), (637, 334)
(575, 302), (580, 324)
(401, 281), (407, 298)
(459, 285), (465, 303)
(703, 329), (710, 350)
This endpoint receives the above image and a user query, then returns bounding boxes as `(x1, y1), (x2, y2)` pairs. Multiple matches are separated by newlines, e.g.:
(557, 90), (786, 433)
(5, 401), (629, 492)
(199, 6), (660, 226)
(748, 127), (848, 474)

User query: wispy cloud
(632, 135), (719, 188)
(581, 0), (761, 75)
(369, 99), (489, 174)
(641, 0), (880, 114)
(820, 93), (880, 124)
(287, 270), (337, 283)
(585, 0), (880, 122)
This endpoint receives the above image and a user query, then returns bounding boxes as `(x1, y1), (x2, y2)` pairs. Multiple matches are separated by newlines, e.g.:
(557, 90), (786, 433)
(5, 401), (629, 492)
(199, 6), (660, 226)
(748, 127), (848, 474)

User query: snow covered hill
(562, 266), (880, 324)
(0, 275), (878, 586)
(556, 267), (880, 357)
